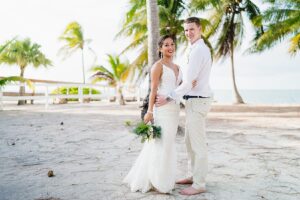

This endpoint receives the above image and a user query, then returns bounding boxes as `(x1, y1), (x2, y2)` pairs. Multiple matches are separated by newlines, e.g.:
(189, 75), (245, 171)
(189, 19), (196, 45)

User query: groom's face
(184, 22), (201, 44)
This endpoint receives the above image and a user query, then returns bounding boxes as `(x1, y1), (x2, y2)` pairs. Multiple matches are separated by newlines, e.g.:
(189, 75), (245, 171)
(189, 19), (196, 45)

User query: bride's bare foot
(175, 178), (193, 184)
(180, 186), (206, 195)
(150, 186), (170, 194)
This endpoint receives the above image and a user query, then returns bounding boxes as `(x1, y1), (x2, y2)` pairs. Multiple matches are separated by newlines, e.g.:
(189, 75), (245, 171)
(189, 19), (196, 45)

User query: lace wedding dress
(123, 64), (182, 193)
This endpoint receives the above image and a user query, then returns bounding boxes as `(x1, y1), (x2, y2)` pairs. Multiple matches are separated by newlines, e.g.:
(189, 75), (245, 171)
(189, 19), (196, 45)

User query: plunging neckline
(163, 64), (179, 84)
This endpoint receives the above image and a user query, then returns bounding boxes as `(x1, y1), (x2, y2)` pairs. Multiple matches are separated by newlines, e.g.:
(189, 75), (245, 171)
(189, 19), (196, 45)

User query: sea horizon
(213, 89), (300, 104)
(2, 85), (300, 104)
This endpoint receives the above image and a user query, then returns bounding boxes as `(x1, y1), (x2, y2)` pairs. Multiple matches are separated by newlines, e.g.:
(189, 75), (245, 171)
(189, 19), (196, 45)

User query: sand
(0, 102), (300, 200)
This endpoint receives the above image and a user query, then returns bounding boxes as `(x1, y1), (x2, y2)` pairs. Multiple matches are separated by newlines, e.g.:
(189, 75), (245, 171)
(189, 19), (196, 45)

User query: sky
(0, 0), (299, 90)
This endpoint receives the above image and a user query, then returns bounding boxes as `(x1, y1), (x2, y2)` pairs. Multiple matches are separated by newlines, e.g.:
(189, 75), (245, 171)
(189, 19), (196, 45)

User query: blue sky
(0, 0), (299, 90)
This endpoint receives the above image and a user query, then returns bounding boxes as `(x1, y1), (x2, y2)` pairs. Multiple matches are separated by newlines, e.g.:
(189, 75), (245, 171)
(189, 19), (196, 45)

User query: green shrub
(51, 87), (101, 101)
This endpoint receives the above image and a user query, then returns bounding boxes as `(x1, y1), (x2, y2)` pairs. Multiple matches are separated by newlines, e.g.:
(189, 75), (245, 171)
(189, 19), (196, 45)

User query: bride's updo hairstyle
(158, 35), (176, 58)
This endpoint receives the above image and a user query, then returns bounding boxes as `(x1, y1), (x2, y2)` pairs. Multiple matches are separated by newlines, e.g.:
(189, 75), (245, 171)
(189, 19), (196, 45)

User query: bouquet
(132, 122), (162, 143)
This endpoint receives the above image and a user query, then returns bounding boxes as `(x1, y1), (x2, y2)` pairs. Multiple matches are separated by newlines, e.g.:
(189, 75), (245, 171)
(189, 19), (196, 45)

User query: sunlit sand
(0, 102), (299, 200)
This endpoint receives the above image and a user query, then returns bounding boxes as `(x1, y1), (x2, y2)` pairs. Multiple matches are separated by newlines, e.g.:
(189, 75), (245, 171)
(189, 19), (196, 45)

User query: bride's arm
(144, 62), (162, 124)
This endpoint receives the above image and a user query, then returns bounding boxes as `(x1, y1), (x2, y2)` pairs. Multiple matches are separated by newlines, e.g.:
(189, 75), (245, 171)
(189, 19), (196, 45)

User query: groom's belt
(183, 95), (209, 100)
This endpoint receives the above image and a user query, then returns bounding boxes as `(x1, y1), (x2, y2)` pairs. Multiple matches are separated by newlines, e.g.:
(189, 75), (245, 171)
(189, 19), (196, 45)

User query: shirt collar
(189, 38), (204, 49)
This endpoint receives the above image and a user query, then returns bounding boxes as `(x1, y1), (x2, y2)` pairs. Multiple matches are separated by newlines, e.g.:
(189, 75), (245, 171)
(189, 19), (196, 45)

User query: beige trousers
(185, 97), (212, 189)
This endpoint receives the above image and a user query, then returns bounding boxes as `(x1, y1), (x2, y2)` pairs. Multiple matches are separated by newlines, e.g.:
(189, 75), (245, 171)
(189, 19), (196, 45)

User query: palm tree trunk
(18, 67), (26, 105)
(230, 45), (244, 104)
(81, 49), (86, 84)
(141, 0), (160, 119)
(117, 84), (125, 105)
(146, 0), (160, 69)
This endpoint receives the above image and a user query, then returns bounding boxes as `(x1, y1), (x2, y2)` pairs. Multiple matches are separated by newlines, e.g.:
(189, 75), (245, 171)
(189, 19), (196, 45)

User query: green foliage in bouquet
(133, 122), (162, 143)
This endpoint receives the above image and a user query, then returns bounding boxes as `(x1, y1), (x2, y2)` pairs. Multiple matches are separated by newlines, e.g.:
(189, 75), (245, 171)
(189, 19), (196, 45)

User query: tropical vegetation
(51, 87), (100, 102)
(250, 0), (300, 55)
(0, 38), (51, 104)
(90, 54), (132, 105)
(59, 21), (91, 84)
(1, 0), (299, 106)
(117, 0), (191, 78)
(0, 39), (32, 89)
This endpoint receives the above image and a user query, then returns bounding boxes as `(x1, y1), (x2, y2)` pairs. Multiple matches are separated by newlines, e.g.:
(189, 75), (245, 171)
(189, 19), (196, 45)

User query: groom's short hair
(184, 17), (201, 27)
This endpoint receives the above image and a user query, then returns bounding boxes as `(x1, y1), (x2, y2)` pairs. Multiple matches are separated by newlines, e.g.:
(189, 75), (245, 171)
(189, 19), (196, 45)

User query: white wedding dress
(123, 64), (182, 193)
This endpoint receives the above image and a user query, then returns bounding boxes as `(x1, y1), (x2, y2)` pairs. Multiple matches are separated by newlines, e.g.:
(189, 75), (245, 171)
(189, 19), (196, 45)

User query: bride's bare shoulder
(151, 61), (163, 72)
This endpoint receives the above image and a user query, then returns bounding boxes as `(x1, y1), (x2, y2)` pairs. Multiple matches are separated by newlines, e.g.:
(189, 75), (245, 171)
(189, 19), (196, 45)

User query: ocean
(2, 85), (300, 104)
(213, 90), (300, 104)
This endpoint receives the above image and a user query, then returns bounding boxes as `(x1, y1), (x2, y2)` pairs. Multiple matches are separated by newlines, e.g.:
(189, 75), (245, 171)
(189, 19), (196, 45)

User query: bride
(123, 35), (194, 193)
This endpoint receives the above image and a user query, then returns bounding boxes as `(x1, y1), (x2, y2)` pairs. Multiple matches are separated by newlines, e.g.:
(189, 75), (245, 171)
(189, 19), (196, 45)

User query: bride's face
(160, 38), (175, 58)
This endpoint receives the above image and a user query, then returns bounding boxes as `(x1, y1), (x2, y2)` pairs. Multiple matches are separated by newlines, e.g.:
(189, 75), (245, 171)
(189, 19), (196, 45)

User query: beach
(0, 102), (300, 200)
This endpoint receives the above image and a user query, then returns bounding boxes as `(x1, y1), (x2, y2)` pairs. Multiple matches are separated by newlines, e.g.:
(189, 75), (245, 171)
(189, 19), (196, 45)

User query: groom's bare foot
(179, 186), (206, 195)
(175, 178), (193, 184)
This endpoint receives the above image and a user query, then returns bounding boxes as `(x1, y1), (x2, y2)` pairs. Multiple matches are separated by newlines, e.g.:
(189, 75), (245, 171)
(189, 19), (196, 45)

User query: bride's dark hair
(158, 35), (176, 58)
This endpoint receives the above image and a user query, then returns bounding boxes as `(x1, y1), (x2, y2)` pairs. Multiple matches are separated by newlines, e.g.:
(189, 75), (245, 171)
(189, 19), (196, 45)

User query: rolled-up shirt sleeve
(169, 47), (206, 100)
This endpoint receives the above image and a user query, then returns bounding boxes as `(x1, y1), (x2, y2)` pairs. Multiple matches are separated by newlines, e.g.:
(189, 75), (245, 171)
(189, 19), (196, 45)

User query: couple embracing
(123, 17), (213, 196)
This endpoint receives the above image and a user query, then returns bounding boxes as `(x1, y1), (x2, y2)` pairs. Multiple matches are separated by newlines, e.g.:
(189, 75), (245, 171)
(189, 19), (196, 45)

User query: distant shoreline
(1, 101), (300, 113)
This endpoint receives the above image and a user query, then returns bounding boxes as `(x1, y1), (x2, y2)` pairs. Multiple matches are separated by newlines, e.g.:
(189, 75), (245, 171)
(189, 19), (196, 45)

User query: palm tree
(0, 39), (33, 93)
(59, 21), (91, 84)
(191, 0), (263, 104)
(250, 0), (300, 55)
(90, 54), (132, 105)
(0, 38), (51, 105)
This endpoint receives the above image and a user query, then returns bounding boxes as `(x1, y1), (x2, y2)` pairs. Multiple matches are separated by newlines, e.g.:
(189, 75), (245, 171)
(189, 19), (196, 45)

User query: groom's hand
(155, 95), (168, 107)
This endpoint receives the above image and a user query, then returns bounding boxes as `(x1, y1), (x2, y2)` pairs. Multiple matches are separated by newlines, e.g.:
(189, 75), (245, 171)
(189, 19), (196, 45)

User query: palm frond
(289, 32), (300, 55)
(58, 21), (91, 56)
(0, 38), (52, 69)
(250, 0), (300, 54)
(189, 0), (220, 11)
(215, 16), (232, 60)
(90, 55), (132, 85)
(0, 76), (33, 89)
(244, 0), (261, 21)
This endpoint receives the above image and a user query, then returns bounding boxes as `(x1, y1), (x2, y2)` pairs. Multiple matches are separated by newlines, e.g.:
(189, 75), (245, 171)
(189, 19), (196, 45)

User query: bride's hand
(144, 112), (154, 124)
(192, 80), (197, 88)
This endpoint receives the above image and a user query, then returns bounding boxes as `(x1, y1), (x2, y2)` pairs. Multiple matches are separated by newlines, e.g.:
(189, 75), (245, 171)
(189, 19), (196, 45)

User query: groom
(156, 17), (213, 195)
